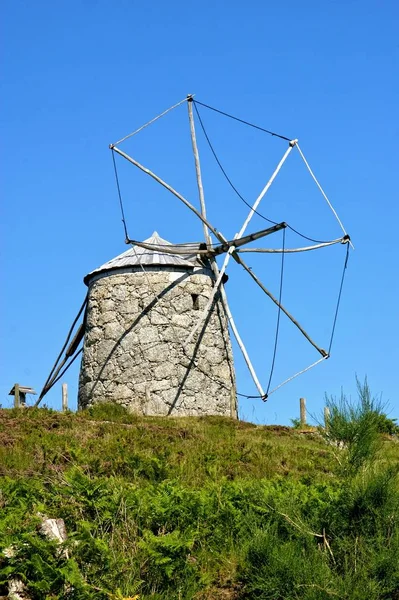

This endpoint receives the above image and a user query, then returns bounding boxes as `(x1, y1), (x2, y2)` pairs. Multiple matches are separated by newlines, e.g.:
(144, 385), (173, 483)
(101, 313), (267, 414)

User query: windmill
(36, 95), (351, 412)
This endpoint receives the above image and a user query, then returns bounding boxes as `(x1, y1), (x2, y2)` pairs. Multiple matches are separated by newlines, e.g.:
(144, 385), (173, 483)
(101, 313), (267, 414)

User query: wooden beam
(111, 96), (190, 148)
(35, 294), (88, 406)
(125, 239), (209, 255)
(300, 397), (306, 427)
(187, 95), (211, 246)
(211, 223), (286, 256)
(126, 224), (286, 257)
(186, 95), (265, 398)
(219, 287), (265, 397)
(236, 142), (295, 240)
(112, 146), (222, 242)
(237, 237), (347, 254)
(232, 252), (328, 357)
(65, 323), (85, 358)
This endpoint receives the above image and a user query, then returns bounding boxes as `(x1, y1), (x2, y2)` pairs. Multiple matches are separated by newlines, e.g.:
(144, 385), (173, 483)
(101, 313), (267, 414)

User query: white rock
(154, 362), (176, 380)
(104, 321), (125, 341)
(138, 326), (160, 344)
(171, 313), (191, 329)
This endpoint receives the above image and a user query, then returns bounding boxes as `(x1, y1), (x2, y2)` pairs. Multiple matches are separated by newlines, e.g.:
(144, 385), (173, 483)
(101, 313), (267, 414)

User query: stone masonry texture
(78, 267), (237, 417)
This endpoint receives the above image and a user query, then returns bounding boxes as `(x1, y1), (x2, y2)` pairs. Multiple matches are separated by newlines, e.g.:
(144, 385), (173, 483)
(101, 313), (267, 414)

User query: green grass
(0, 407), (337, 485)
(0, 405), (398, 599)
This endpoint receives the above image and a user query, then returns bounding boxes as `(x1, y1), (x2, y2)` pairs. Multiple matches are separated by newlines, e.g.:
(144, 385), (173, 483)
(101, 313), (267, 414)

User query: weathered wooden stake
(14, 383), (20, 408)
(324, 406), (330, 429)
(300, 397), (306, 427)
(230, 387), (238, 419)
(62, 383), (68, 412)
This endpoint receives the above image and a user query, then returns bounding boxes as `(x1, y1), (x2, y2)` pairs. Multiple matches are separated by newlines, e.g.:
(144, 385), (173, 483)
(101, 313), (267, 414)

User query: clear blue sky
(2, 0), (398, 424)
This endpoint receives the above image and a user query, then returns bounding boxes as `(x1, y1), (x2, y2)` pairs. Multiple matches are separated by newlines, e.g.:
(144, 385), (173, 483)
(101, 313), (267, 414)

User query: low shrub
(323, 377), (397, 471)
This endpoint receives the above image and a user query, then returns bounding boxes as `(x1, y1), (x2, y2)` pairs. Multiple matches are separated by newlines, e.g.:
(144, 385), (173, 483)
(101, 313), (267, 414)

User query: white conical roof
(84, 232), (203, 285)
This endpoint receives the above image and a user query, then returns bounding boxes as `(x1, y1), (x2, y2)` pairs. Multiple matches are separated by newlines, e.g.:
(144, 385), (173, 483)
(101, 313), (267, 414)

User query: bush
(242, 525), (335, 599)
(85, 401), (134, 423)
(323, 377), (397, 471)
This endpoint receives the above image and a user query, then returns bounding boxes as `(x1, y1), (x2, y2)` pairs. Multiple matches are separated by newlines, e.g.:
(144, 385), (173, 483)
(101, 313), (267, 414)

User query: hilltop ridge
(1, 405), (398, 599)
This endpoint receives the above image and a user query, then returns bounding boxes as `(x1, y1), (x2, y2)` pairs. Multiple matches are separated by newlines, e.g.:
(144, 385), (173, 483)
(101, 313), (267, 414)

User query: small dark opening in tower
(191, 294), (200, 310)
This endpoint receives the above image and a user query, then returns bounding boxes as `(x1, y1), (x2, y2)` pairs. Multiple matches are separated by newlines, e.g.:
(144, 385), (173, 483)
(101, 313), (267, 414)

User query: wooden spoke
(112, 147), (222, 242)
(232, 252), (328, 357)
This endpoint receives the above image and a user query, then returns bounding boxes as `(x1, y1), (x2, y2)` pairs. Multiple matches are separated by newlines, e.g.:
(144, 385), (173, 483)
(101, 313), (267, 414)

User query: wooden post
(300, 397), (306, 427)
(62, 383), (68, 412)
(230, 387), (238, 419)
(324, 406), (330, 429)
(14, 383), (20, 408)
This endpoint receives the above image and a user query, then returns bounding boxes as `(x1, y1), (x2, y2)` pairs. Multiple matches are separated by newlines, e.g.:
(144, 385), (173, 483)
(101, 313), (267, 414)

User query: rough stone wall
(78, 267), (237, 417)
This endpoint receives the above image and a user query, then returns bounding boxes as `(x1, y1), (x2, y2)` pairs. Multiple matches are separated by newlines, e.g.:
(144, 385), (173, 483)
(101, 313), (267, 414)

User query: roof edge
(84, 263), (199, 286)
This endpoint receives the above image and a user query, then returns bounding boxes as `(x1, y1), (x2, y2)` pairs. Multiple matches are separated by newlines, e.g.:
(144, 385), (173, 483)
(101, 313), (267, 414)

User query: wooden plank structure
(9, 384), (36, 407)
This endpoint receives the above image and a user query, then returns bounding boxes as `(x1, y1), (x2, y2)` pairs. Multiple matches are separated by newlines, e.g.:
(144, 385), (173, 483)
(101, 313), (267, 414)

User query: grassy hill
(1, 405), (398, 599)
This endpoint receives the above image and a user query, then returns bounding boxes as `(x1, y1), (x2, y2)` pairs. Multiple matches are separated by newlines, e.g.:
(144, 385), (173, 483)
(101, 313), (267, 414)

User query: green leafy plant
(323, 377), (396, 471)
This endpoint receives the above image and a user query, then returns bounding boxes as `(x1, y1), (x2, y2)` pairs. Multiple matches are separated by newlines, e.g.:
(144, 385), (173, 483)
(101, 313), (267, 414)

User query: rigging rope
(111, 150), (129, 240)
(35, 294), (88, 405)
(193, 102), (276, 226)
(194, 99), (292, 142)
(48, 348), (84, 389)
(328, 241), (350, 354)
(265, 227), (286, 396)
(193, 102), (334, 245)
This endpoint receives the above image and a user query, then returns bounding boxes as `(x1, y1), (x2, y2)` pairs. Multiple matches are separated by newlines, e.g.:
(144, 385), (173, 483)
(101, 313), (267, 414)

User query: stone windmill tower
(35, 95), (350, 411)
(78, 231), (237, 417)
